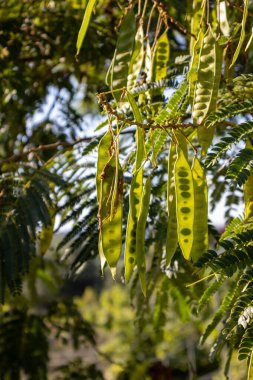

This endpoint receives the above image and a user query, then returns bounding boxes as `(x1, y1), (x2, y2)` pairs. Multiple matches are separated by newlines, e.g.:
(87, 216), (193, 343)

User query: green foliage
(1, 0), (253, 378)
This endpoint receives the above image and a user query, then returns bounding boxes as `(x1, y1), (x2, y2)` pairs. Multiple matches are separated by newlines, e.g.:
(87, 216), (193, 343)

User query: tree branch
(0, 138), (92, 166)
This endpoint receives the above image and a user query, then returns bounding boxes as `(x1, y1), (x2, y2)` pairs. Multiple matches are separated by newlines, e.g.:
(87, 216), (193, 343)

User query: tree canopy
(1, 0), (253, 378)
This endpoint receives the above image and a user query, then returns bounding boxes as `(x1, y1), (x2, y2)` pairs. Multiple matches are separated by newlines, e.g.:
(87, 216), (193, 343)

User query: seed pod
(136, 175), (151, 295)
(193, 25), (222, 156)
(174, 141), (194, 260)
(153, 30), (170, 81)
(127, 25), (144, 89)
(244, 139), (253, 220)
(97, 131), (123, 277)
(99, 157), (123, 278)
(190, 0), (206, 54)
(124, 93), (146, 282)
(190, 156), (208, 261)
(111, 9), (136, 101)
(166, 143), (178, 265)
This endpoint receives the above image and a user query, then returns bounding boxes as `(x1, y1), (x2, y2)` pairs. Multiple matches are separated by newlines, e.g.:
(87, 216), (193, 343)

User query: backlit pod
(174, 135), (194, 260)
(151, 30), (170, 111)
(124, 93), (146, 282)
(136, 175), (151, 296)
(190, 0), (206, 54)
(188, 29), (204, 104)
(219, 1), (230, 38)
(188, 0), (206, 102)
(166, 143), (178, 265)
(111, 9), (136, 101)
(152, 30), (170, 82)
(190, 156), (208, 262)
(145, 40), (153, 83)
(244, 140), (253, 220)
(192, 25), (222, 156)
(143, 39), (153, 104)
(127, 25), (144, 90)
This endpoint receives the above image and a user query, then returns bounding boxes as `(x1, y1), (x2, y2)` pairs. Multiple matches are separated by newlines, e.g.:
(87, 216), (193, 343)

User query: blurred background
(0, 1), (247, 379)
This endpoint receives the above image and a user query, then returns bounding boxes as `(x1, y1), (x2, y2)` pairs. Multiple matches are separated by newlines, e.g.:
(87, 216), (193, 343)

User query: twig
(227, 0), (253, 17)
(0, 137), (91, 166)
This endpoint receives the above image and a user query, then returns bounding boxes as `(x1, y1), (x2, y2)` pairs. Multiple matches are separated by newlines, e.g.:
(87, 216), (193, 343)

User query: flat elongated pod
(153, 30), (170, 81)
(96, 131), (113, 272)
(124, 171), (143, 281)
(127, 25), (144, 89)
(96, 131), (113, 204)
(175, 141), (194, 260)
(76, 0), (97, 56)
(190, 156), (208, 261)
(193, 26), (222, 155)
(145, 39), (152, 82)
(166, 143), (178, 265)
(99, 156), (123, 277)
(190, 0), (206, 54)
(136, 176), (151, 295)
(188, 29), (204, 104)
(244, 140), (253, 220)
(230, 0), (249, 68)
(219, 1), (230, 37)
(124, 93), (145, 282)
(111, 9), (136, 101)
(97, 131), (122, 276)
(126, 92), (146, 169)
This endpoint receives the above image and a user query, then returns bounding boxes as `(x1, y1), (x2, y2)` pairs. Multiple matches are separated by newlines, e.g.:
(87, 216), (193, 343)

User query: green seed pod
(190, 156), (208, 261)
(136, 175), (151, 295)
(244, 139), (253, 220)
(153, 30), (170, 81)
(166, 143), (178, 265)
(99, 157), (123, 278)
(111, 9), (136, 101)
(192, 25), (222, 156)
(174, 141), (194, 260)
(127, 25), (144, 90)
(97, 131), (123, 277)
(124, 93), (146, 282)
